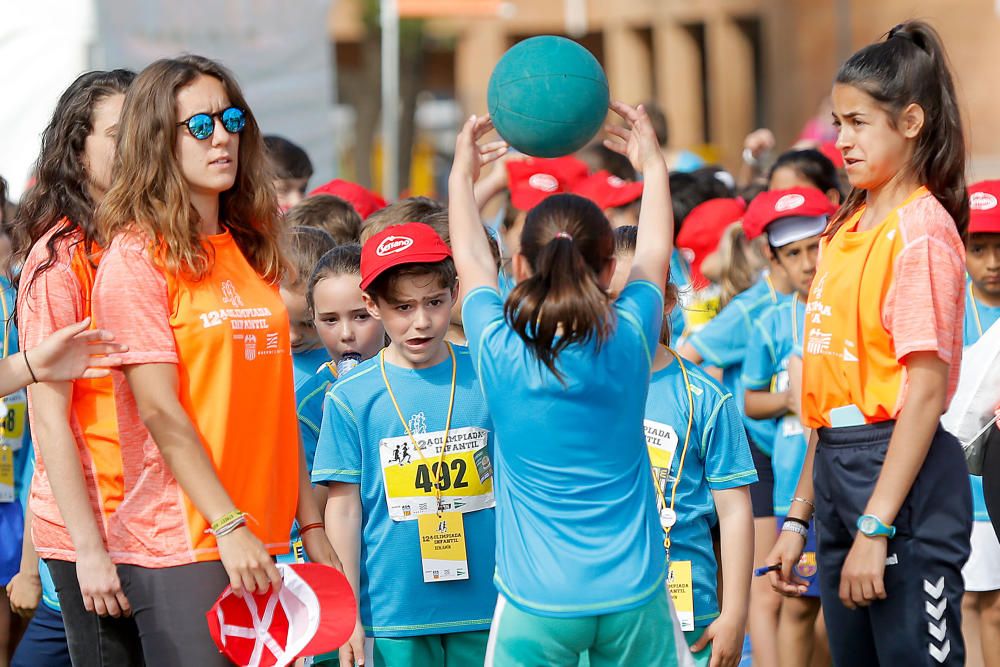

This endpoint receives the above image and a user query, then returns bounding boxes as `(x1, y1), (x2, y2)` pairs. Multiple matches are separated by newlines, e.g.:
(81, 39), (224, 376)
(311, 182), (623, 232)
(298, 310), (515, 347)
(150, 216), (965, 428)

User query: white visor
(766, 215), (828, 247)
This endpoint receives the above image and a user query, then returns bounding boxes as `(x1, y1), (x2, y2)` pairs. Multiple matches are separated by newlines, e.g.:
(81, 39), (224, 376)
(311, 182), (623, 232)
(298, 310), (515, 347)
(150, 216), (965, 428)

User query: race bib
(645, 419), (679, 508)
(380, 426), (494, 521)
(418, 511), (469, 583)
(0, 389), (27, 451)
(667, 560), (695, 631)
(0, 446), (13, 503)
(680, 287), (722, 333)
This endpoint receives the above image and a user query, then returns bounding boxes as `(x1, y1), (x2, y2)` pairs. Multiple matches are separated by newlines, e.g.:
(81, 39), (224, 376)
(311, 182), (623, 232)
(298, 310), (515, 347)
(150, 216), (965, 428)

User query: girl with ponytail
(766, 21), (971, 665)
(449, 104), (689, 665)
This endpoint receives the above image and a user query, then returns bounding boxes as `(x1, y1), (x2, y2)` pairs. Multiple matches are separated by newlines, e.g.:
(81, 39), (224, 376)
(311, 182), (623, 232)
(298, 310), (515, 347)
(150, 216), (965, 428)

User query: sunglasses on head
(176, 107), (247, 140)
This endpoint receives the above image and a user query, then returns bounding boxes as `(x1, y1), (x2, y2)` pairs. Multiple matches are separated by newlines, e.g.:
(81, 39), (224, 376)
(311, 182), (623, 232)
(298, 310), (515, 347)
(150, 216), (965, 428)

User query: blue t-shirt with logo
(688, 277), (787, 454)
(293, 347), (332, 390)
(964, 281), (1000, 522)
(462, 280), (666, 618)
(296, 362), (337, 474)
(644, 355), (756, 627)
(741, 295), (808, 514)
(312, 346), (496, 637)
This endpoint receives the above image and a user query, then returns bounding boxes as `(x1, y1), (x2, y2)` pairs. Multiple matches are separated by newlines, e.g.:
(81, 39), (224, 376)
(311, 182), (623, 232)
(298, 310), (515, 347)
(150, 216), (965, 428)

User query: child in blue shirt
(740, 187), (835, 667)
(281, 226), (337, 388)
(449, 106), (690, 666)
(313, 223), (497, 667)
(959, 181), (1000, 664)
(611, 226), (756, 667)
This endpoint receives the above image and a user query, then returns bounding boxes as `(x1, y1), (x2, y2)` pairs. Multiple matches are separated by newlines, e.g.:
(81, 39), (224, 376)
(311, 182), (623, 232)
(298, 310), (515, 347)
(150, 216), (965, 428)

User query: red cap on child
(676, 198), (747, 287)
(969, 181), (1000, 235)
(360, 222), (452, 291)
(309, 179), (388, 219)
(742, 187), (837, 244)
(506, 156), (589, 211)
(572, 171), (644, 210)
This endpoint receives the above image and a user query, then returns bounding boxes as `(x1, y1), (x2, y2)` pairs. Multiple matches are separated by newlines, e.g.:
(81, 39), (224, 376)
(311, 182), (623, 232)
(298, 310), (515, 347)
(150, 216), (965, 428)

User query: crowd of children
(0, 17), (998, 667)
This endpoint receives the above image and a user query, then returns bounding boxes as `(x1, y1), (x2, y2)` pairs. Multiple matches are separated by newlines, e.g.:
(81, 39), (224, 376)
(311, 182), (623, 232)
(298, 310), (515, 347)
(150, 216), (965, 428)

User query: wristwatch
(856, 514), (896, 539)
(781, 519), (808, 540)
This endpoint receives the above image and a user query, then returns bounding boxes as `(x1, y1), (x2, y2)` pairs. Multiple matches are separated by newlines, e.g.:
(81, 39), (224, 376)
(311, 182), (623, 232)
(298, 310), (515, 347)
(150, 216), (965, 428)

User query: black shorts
(748, 437), (775, 518)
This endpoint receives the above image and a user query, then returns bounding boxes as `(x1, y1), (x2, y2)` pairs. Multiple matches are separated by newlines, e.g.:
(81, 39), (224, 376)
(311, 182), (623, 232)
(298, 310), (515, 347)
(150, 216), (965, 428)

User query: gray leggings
(117, 560), (233, 667)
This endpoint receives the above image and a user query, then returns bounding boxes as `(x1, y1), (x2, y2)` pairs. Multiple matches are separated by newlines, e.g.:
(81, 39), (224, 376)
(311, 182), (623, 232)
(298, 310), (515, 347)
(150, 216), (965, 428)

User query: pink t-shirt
(18, 225), (123, 560)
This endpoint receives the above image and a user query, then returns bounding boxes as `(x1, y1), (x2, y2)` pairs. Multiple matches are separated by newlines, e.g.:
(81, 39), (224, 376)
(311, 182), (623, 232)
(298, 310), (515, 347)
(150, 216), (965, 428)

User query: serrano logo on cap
(528, 173), (559, 192)
(608, 176), (626, 188)
(375, 236), (414, 257)
(970, 192), (998, 211)
(775, 193), (806, 212)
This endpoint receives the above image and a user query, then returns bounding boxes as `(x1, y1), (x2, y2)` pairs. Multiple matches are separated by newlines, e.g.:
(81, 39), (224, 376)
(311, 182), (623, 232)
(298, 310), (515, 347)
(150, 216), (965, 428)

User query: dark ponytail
(830, 20), (967, 236)
(505, 194), (615, 380)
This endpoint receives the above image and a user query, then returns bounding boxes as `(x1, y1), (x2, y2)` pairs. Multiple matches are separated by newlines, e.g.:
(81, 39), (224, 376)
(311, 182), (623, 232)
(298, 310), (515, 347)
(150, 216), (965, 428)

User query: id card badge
(417, 512), (469, 583)
(667, 560), (695, 631)
(0, 445), (14, 503)
(0, 389), (27, 451)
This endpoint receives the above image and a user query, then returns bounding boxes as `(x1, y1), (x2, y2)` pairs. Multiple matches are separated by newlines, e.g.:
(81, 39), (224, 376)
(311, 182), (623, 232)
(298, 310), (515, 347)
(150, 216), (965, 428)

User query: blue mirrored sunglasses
(176, 107), (247, 140)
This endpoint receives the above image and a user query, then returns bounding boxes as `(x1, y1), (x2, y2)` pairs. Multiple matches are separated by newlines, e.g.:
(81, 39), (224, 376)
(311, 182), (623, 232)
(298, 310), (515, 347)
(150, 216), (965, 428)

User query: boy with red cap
(313, 223), (497, 667)
(740, 187), (837, 667)
(959, 180), (1000, 666)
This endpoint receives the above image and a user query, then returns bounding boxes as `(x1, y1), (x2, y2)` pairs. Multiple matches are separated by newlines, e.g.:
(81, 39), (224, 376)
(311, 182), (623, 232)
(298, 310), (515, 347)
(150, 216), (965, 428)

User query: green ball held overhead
(487, 35), (610, 159)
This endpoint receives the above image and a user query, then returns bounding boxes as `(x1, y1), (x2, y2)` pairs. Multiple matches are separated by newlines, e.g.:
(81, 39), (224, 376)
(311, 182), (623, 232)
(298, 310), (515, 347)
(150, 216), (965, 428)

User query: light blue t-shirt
(669, 250), (691, 345)
(462, 280), (666, 618)
(293, 347), (332, 390)
(741, 295), (808, 515)
(644, 355), (756, 627)
(311, 346), (496, 637)
(688, 277), (786, 454)
(296, 362), (337, 474)
(964, 281), (1000, 523)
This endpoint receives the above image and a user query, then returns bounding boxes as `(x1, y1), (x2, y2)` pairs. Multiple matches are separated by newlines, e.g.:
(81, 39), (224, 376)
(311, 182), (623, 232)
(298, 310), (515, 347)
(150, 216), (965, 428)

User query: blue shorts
(776, 516), (820, 598)
(0, 499), (24, 585)
(11, 601), (71, 667)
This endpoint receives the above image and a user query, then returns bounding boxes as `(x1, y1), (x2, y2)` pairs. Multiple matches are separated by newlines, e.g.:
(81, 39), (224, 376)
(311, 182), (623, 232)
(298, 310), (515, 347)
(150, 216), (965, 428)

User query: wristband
(211, 509), (245, 534)
(783, 516), (809, 529)
(781, 520), (808, 540)
(212, 515), (247, 538)
(299, 522), (324, 535)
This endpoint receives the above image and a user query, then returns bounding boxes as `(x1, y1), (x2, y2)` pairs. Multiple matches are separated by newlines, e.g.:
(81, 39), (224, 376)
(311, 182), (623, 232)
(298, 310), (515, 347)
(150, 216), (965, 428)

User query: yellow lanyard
(764, 273), (777, 303)
(379, 343), (457, 514)
(969, 282), (984, 338)
(651, 348), (695, 553)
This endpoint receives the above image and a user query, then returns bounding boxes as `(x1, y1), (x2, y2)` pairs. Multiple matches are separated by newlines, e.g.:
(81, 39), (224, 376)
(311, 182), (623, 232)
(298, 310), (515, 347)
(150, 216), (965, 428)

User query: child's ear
(900, 102), (925, 139)
(362, 292), (383, 321)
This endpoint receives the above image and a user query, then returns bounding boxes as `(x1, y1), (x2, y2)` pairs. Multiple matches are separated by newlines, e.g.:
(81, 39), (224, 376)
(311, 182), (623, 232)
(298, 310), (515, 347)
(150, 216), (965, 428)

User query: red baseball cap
(676, 198), (747, 287)
(506, 156), (589, 211)
(969, 181), (1000, 235)
(742, 187), (837, 244)
(207, 563), (356, 667)
(573, 171), (644, 210)
(309, 179), (388, 219)
(360, 222), (452, 290)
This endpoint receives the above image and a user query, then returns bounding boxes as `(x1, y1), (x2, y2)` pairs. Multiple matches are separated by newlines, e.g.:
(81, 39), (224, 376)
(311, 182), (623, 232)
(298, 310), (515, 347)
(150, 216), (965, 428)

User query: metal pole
(381, 0), (400, 201)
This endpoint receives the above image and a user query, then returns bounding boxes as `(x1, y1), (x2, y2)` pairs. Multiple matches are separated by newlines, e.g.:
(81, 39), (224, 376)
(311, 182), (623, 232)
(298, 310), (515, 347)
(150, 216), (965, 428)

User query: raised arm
(448, 115), (509, 292)
(603, 102), (674, 288)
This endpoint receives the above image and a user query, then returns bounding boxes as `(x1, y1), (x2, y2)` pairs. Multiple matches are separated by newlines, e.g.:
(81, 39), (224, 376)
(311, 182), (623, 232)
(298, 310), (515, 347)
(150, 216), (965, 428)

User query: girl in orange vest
(767, 21), (970, 665)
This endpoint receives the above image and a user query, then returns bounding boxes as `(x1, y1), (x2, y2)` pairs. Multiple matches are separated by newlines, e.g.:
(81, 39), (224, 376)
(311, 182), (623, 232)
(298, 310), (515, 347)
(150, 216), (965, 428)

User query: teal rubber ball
(487, 36), (610, 158)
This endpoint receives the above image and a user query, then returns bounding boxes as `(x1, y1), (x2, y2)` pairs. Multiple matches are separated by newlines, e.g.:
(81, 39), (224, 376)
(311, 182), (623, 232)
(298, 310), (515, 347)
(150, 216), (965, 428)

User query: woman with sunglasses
(92, 55), (339, 665)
